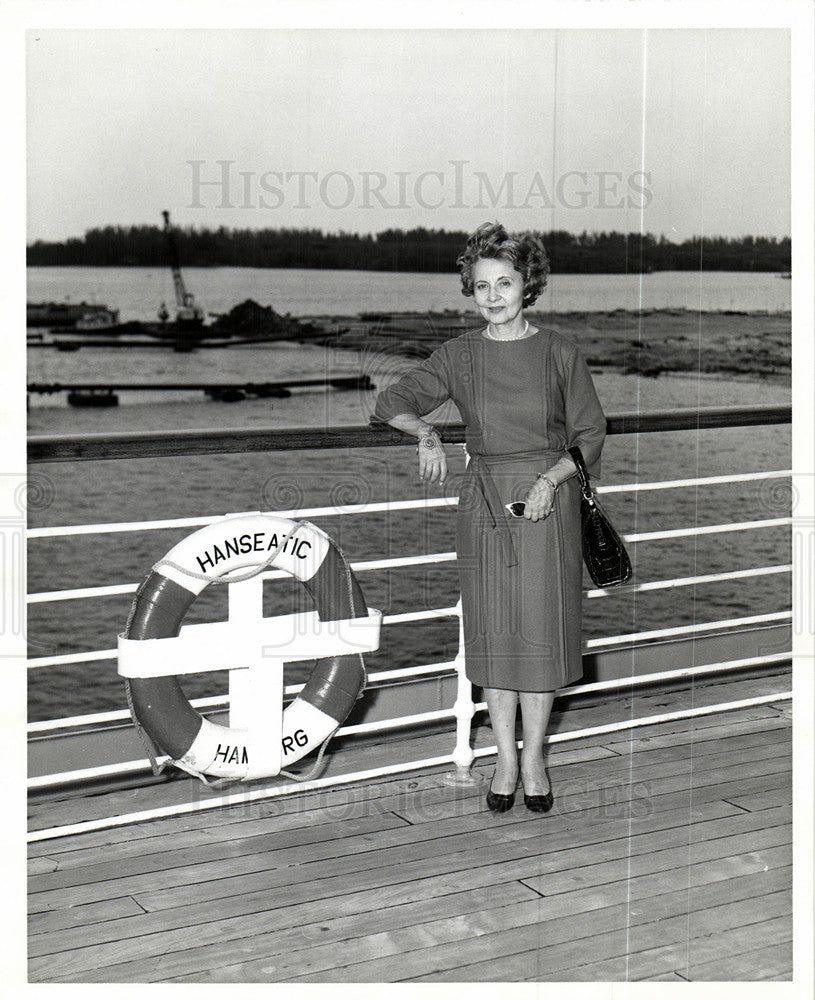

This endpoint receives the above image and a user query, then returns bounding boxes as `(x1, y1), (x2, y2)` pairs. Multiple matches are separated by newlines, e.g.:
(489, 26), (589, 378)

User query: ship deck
(28, 668), (792, 984)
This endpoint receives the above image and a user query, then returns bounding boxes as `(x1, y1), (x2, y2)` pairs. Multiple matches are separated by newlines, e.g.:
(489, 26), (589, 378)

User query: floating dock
(28, 375), (375, 406)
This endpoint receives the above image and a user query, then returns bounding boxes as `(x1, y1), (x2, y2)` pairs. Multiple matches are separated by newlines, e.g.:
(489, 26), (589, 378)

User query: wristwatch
(417, 426), (442, 452)
(537, 473), (558, 492)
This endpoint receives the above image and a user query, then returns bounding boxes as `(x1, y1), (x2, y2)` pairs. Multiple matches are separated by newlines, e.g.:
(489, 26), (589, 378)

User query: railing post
(441, 598), (484, 787)
(227, 574), (283, 778)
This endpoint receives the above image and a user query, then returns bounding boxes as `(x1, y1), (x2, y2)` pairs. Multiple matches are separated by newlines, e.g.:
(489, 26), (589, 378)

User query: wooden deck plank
(28, 820), (792, 982)
(295, 884), (792, 983)
(27, 694), (794, 985)
(43, 865), (793, 986)
(26, 767), (451, 857)
(52, 881), (540, 984)
(27, 805), (788, 976)
(687, 940), (793, 981)
(158, 863), (794, 984)
(393, 750), (790, 826)
(27, 763), (788, 925)
(28, 732), (790, 884)
(521, 843), (791, 909)
(28, 749), (790, 915)
(520, 819), (791, 898)
(28, 732), (790, 892)
(29, 793), (764, 919)
(27, 793), (740, 920)
(28, 810), (412, 892)
(723, 785), (792, 812)
(600, 713), (790, 755)
(561, 914), (792, 981)
(414, 889), (792, 984)
(28, 896), (147, 935)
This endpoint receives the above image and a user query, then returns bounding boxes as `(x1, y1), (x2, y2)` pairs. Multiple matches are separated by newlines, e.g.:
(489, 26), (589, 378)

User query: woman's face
(471, 257), (525, 326)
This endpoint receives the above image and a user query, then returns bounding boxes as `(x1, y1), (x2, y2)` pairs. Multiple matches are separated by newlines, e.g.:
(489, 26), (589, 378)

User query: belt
(465, 449), (563, 569)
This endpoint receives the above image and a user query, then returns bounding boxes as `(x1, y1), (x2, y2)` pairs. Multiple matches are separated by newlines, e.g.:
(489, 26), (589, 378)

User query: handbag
(567, 446), (632, 588)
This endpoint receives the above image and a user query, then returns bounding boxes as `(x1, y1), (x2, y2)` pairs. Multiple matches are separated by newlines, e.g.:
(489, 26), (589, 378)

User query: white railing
(27, 469), (793, 797)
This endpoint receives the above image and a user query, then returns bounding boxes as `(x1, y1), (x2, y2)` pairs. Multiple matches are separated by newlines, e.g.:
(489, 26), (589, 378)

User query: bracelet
(537, 473), (558, 492)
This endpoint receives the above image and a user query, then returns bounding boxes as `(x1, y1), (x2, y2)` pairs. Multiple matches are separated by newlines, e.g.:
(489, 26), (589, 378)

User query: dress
(372, 327), (606, 692)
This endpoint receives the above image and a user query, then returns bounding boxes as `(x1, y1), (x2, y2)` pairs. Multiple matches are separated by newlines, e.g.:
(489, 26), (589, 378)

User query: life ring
(118, 514), (378, 781)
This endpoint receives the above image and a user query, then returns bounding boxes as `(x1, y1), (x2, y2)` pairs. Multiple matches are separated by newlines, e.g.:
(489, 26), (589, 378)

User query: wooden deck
(28, 670), (792, 983)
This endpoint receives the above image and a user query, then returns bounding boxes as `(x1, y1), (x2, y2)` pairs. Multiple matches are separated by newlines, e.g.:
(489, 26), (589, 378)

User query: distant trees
(27, 225), (791, 273)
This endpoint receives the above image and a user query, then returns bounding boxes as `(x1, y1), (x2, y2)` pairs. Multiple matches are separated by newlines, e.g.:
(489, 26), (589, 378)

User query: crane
(160, 210), (204, 330)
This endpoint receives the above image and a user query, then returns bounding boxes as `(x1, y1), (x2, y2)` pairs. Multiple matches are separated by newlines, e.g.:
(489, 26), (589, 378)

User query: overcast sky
(26, 28), (790, 243)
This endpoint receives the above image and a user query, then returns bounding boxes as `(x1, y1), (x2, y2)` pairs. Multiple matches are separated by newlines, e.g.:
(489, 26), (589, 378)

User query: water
(27, 266), (790, 721)
(27, 266), (791, 321)
(27, 336), (790, 722)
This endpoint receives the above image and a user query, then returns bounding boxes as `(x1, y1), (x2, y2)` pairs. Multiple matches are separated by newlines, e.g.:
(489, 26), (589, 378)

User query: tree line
(27, 225), (791, 273)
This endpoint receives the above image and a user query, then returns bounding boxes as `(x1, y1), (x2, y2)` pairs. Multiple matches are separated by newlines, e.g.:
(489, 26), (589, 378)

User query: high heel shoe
(486, 787), (515, 813)
(522, 767), (554, 813)
(523, 789), (554, 813)
(486, 770), (517, 813)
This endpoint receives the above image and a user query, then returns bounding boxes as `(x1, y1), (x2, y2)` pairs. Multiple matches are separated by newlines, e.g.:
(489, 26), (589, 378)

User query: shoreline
(26, 306), (791, 385)
(309, 307), (791, 383)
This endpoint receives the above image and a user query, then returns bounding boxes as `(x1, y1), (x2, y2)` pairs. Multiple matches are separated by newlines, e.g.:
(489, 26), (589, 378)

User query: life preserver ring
(119, 514), (376, 781)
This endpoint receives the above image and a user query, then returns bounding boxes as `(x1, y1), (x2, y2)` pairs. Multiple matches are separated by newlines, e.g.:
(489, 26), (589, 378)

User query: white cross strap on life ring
(118, 514), (381, 782)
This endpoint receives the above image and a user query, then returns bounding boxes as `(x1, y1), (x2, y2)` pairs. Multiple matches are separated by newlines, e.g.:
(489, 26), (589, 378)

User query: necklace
(484, 319), (530, 342)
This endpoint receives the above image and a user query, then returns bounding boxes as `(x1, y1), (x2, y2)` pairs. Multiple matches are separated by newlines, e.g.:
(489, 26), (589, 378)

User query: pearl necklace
(484, 319), (530, 342)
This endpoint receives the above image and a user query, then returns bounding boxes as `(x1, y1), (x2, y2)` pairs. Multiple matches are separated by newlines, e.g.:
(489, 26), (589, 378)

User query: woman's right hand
(417, 431), (447, 485)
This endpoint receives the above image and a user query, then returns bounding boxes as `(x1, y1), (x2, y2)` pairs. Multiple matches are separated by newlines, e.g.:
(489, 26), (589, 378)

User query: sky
(26, 27), (790, 244)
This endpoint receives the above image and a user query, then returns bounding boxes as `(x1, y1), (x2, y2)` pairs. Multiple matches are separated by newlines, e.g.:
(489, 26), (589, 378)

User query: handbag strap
(567, 446), (595, 502)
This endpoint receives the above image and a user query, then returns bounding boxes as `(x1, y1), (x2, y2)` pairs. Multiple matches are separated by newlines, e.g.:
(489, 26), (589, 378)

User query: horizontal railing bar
(27, 404), (791, 463)
(626, 516), (792, 543)
(25, 607), (790, 686)
(27, 660), (461, 734)
(584, 611), (791, 648)
(28, 524), (792, 604)
(585, 563), (791, 598)
(27, 554), (459, 605)
(28, 648), (119, 668)
(27, 499), (458, 539)
(29, 660), (461, 737)
(29, 585), (134, 605)
(281, 659), (462, 698)
(468, 691), (791, 762)
(26, 562), (791, 632)
(27, 688), (792, 834)
(27, 694), (230, 734)
(597, 469), (791, 494)
(375, 606), (458, 625)
(26, 470), (791, 540)
(534, 653), (790, 698)
(26, 604), (460, 668)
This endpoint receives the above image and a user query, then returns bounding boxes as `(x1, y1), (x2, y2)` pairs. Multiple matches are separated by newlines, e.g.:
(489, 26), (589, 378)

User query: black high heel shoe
(486, 787), (515, 813)
(486, 770), (517, 813)
(522, 768), (554, 814)
(523, 789), (554, 813)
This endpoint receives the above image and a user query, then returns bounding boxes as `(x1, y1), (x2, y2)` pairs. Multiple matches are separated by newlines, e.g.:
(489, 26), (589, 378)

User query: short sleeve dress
(373, 326), (606, 693)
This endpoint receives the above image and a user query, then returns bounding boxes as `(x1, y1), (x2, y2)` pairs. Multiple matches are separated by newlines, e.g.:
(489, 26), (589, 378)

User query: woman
(372, 222), (606, 814)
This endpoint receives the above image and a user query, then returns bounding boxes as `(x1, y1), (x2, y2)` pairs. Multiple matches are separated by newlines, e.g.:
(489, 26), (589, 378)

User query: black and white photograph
(3, 0), (814, 992)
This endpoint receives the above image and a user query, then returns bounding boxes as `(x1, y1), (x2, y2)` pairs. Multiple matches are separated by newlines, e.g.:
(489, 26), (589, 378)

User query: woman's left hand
(522, 477), (556, 522)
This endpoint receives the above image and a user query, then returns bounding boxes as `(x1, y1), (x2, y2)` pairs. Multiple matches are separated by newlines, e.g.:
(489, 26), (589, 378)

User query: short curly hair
(456, 222), (550, 308)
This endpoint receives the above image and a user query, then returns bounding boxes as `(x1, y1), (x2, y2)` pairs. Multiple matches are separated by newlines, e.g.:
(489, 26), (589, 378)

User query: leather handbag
(567, 446), (632, 588)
